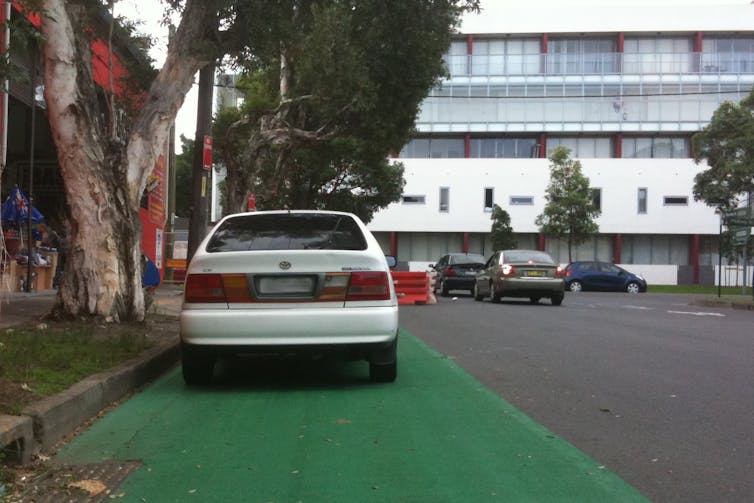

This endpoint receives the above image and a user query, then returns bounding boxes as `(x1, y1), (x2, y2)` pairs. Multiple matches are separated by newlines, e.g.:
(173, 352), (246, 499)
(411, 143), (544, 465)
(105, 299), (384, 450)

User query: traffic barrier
(391, 271), (430, 305)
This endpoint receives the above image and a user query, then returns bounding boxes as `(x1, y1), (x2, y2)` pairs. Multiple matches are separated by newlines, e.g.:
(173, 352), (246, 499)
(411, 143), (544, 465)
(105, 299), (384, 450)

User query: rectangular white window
(484, 188), (494, 212)
(510, 196), (534, 205)
(638, 188), (648, 214)
(402, 195), (426, 204)
(439, 187), (449, 212)
(663, 196), (688, 206)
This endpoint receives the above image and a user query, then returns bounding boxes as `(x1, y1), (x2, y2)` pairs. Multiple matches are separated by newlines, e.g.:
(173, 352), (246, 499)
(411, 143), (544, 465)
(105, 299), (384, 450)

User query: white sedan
(180, 210), (399, 385)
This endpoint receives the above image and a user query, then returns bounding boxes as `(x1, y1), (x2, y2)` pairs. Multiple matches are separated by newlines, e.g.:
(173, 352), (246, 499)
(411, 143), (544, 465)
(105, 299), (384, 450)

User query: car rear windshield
(504, 251), (555, 264)
(206, 213), (368, 252)
(451, 254), (485, 264)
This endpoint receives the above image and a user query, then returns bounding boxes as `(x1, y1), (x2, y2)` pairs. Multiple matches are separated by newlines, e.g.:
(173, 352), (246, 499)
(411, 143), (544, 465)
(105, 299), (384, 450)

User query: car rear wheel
(551, 293), (564, 306)
(626, 281), (641, 294)
(369, 337), (397, 382)
(473, 283), (484, 301)
(490, 282), (501, 303)
(181, 343), (216, 386)
(568, 280), (583, 292)
(439, 279), (449, 297)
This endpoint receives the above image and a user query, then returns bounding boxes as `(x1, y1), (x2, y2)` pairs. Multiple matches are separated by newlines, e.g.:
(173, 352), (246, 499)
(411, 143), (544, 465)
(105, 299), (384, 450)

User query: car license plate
(466, 270), (477, 275)
(256, 276), (316, 295)
(525, 270), (545, 277)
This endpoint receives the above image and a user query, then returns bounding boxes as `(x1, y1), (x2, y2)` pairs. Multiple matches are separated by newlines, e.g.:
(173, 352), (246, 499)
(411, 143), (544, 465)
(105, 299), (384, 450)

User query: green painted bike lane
(57, 330), (647, 502)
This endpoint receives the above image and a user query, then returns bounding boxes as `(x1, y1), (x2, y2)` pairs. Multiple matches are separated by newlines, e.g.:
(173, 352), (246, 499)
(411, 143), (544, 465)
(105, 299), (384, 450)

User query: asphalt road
(399, 292), (754, 503)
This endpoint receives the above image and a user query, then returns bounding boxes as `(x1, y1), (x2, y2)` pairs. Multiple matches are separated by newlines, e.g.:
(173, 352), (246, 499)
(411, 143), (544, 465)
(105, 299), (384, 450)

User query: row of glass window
(399, 136), (690, 159)
(446, 36), (754, 76)
(402, 187), (682, 215)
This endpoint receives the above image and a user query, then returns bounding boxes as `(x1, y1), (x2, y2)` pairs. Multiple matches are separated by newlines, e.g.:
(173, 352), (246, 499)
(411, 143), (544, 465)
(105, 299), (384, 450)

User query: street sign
(731, 226), (752, 245)
(202, 135), (213, 170)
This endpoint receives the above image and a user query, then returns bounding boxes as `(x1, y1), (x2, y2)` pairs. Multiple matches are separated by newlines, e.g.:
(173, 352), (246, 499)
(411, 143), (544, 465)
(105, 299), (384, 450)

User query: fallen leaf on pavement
(68, 479), (107, 496)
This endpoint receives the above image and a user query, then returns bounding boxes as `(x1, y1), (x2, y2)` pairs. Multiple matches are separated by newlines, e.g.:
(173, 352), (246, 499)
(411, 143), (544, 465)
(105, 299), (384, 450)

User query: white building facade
(367, 4), (754, 285)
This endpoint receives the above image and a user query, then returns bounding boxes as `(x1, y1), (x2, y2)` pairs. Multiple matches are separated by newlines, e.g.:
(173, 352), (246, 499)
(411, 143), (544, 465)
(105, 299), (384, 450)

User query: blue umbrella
(1, 185), (44, 224)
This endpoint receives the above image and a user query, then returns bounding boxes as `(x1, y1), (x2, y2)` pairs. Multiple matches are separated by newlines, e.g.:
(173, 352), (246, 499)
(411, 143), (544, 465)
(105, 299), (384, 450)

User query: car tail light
(346, 271), (391, 301)
(222, 274), (253, 302)
(565, 268), (572, 277)
(443, 267), (457, 277)
(500, 264), (515, 277)
(185, 274), (226, 303)
(555, 266), (565, 278)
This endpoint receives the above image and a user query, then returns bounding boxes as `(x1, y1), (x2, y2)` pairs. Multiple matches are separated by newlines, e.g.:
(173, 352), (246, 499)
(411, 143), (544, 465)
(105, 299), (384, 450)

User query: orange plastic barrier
(391, 271), (430, 305)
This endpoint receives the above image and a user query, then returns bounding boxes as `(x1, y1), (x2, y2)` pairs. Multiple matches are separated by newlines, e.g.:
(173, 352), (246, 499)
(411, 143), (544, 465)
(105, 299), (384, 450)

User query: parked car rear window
(449, 254), (485, 264)
(503, 251), (555, 264)
(206, 213), (368, 252)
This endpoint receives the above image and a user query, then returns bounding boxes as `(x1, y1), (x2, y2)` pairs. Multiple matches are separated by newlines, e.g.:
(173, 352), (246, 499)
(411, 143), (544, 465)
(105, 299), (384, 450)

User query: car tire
(473, 283), (484, 301)
(370, 360), (397, 382)
(181, 343), (215, 386)
(626, 281), (641, 294)
(568, 280), (583, 292)
(490, 282), (501, 303)
(551, 293), (564, 306)
(529, 297), (540, 304)
(439, 279), (449, 297)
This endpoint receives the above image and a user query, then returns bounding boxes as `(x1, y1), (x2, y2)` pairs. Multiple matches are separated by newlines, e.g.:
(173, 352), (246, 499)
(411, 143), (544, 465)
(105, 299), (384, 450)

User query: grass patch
(649, 284), (753, 296)
(0, 314), (177, 416)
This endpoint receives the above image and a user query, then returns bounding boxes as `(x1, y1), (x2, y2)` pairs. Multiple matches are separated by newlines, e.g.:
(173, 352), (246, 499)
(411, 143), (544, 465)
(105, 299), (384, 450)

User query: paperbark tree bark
(40, 0), (219, 321)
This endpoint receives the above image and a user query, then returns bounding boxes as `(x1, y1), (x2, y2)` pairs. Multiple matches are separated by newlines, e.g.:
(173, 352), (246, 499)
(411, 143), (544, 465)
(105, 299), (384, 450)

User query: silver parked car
(180, 210), (399, 385)
(473, 249), (565, 305)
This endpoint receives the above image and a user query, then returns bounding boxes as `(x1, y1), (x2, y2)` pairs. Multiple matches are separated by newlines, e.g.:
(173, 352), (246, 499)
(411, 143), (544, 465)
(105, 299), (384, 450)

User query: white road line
(667, 310), (726, 317)
(624, 305), (653, 310)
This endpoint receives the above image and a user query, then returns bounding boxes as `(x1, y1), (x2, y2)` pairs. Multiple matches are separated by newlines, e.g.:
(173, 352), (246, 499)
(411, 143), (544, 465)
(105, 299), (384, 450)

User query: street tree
(213, 0), (479, 223)
(31, 0), (226, 321)
(535, 146), (600, 262)
(692, 88), (754, 211)
(174, 135), (194, 218)
(490, 204), (517, 251)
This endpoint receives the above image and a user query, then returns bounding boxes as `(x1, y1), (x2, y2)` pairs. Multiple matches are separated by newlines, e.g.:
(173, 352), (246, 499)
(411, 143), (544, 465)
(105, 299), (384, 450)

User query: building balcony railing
(444, 52), (754, 77)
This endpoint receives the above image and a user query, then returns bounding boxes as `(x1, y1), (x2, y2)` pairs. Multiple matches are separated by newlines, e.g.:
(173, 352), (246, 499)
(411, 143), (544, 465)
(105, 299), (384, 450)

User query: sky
(117, 0), (754, 147)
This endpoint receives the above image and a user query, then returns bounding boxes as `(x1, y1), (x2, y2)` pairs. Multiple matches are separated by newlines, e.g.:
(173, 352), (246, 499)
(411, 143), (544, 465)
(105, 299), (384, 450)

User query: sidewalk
(0, 285), (183, 465)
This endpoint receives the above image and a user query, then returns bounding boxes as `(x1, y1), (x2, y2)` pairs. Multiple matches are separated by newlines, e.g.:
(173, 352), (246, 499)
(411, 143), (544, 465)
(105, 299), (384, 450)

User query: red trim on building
(467, 34), (474, 54)
(694, 31), (703, 52)
(613, 234), (622, 264)
(541, 33), (548, 53)
(615, 133), (622, 158)
(690, 234), (700, 284)
(537, 234), (546, 252)
(465, 133), (471, 158)
(539, 133), (547, 158)
(463, 232), (469, 253)
(541, 34), (548, 74)
(390, 232), (398, 258)
(617, 32), (624, 53)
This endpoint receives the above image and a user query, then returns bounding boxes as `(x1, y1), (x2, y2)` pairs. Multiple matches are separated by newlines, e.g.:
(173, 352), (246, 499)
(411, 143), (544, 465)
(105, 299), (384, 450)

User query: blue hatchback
(564, 261), (647, 293)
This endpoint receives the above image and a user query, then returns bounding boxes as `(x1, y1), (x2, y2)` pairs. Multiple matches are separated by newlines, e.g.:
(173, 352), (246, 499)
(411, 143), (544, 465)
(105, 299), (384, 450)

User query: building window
(510, 196), (534, 205)
(470, 137), (538, 158)
(484, 188), (494, 212)
(638, 188), (648, 214)
(399, 137), (464, 158)
(547, 37), (617, 74)
(702, 37), (754, 73)
(547, 137), (613, 158)
(622, 137), (690, 158)
(402, 195), (426, 204)
(623, 36), (693, 73)
(591, 188), (602, 211)
(439, 187), (449, 212)
(663, 196), (688, 206)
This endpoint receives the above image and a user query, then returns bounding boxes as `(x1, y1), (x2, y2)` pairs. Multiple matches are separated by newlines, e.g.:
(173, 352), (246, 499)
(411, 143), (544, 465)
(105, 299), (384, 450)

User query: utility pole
(187, 63), (215, 263)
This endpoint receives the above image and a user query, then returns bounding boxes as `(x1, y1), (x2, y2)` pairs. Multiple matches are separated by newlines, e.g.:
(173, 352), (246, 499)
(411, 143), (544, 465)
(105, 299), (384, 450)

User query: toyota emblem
(279, 261), (292, 270)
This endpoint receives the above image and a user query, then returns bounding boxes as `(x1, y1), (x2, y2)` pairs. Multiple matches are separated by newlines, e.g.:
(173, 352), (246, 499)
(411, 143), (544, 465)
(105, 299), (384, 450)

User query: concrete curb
(690, 299), (754, 311)
(1, 338), (179, 463)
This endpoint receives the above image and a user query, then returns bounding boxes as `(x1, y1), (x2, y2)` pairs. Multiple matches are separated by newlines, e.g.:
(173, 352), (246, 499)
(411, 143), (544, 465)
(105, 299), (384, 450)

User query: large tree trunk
(41, 0), (218, 321)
